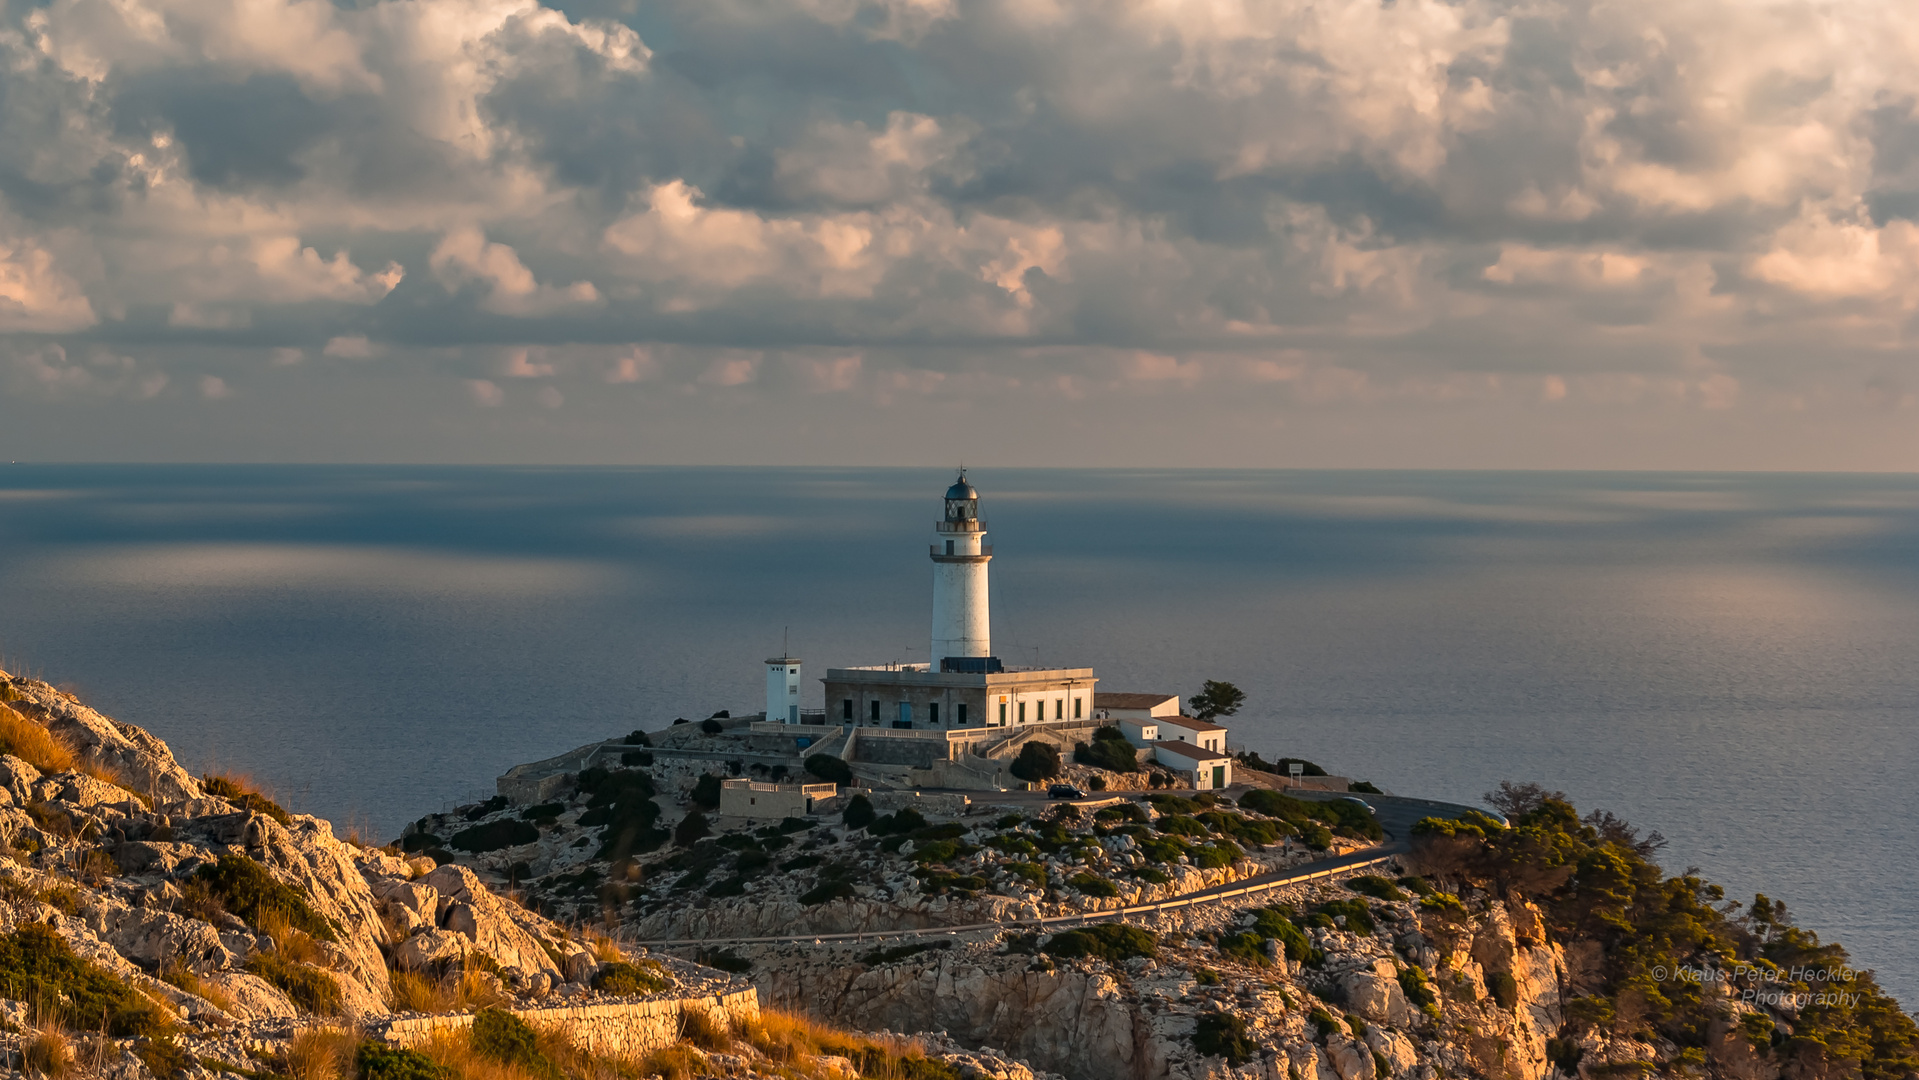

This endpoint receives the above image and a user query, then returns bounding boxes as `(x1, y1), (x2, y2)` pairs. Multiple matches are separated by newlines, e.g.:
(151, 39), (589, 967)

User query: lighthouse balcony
(934, 519), (986, 533)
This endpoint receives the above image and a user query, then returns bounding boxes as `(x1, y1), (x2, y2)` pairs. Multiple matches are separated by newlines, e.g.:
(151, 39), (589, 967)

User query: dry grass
(0, 704), (140, 801)
(739, 1008), (955, 1080)
(0, 707), (74, 774)
(284, 1026), (362, 1080)
(583, 932), (624, 964)
(23, 1026), (73, 1079)
(159, 959), (238, 1015)
(386, 966), (510, 1014)
(257, 908), (331, 967)
(635, 1044), (705, 1080)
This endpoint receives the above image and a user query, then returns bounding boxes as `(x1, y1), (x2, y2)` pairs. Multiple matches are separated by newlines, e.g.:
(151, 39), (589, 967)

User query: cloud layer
(1, 0), (1916, 464)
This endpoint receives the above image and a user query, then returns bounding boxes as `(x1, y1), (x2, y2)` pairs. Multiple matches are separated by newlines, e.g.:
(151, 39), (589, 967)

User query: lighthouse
(930, 474), (993, 669)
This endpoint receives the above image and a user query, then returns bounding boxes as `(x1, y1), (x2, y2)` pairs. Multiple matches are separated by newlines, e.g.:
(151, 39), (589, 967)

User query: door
(1212, 765), (1225, 789)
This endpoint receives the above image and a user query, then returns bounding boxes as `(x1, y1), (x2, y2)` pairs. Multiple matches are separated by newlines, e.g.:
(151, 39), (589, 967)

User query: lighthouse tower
(930, 474), (994, 669)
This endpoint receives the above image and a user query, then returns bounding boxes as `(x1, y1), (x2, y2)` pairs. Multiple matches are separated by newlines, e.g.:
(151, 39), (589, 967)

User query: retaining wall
(376, 988), (762, 1057)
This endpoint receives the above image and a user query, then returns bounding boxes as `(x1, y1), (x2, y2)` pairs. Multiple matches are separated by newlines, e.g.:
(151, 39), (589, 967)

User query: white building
(930, 474), (992, 666)
(1157, 715), (1228, 754)
(766, 656), (802, 724)
(1152, 740), (1234, 790)
(1096, 692), (1181, 721)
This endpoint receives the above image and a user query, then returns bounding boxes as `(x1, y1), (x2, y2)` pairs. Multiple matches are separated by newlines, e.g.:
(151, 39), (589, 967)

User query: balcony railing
(930, 544), (993, 557)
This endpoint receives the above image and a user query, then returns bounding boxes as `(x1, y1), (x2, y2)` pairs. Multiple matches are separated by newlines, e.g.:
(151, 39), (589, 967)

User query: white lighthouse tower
(765, 656), (801, 724)
(930, 474), (993, 669)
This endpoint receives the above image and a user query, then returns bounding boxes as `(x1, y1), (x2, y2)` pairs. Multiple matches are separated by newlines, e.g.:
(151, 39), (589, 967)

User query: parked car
(1047, 784), (1086, 799)
(1338, 796), (1376, 814)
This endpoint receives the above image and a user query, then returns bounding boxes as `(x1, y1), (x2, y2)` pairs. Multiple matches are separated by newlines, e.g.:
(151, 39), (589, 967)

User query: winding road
(637, 790), (1484, 950)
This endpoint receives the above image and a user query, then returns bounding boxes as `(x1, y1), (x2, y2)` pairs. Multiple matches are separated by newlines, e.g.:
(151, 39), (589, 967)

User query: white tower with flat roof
(766, 656), (801, 724)
(930, 474), (993, 668)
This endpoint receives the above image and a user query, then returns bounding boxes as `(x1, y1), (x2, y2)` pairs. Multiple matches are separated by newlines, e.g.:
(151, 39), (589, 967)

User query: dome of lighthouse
(945, 476), (978, 500)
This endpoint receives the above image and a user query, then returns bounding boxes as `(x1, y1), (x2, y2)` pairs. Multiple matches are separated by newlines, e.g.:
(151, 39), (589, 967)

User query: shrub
(1315, 898), (1376, 935)
(1398, 966), (1439, 1016)
(624, 730), (652, 746)
(195, 854), (337, 941)
(575, 767), (666, 860)
(201, 774), (293, 826)
(0, 706), (76, 774)
(245, 951), (342, 1014)
(842, 795), (876, 830)
(685, 772), (723, 810)
(1488, 970), (1519, 1010)
(1156, 814), (1210, 837)
(860, 941), (952, 966)
(1249, 908), (1321, 964)
(699, 718), (724, 734)
(700, 949), (752, 973)
(591, 962), (675, 997)
(518, 802), (564, 823)
(1073, 736), (1139, 773)
(1008, 742), (1061, 782)
(674, 811), (710, 847)
(471, 1008), (556, 1078)
(1042, 924), (1157, 963)
(449, 819), (539, 853)
(799, 880), (856, 905)
(869, 809), (929, 836)
(1308, 1007), (1340, 1039)
(1069, 873), (1120, 898)
(356, 1042), (448, 1080)
(804, 754), (855, 786)
(1374, 1050), (1393, 1078)
(1346, 875), (1407, 902)
(1349, 780), (1382, 794)
(1006, 862), (1047, 887)
(1190, 841), (1244, 869)
(0, 923), (175, 1037)
(1217, 931), (1271, 966)
(621, 750), (653, 767)
(1192, 1011), (1256, 1065)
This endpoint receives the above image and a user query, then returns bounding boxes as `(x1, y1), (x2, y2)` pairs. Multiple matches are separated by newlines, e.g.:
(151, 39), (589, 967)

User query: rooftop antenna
(783, 626), (789, 657)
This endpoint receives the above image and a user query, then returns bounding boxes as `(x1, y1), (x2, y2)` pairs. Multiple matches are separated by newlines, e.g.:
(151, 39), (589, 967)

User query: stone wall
(376, 988), (761, 1057)
(853, 738), (942, 768)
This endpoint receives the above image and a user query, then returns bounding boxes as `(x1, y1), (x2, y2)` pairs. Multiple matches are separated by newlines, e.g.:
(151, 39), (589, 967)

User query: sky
(0, 0), (1917, 468)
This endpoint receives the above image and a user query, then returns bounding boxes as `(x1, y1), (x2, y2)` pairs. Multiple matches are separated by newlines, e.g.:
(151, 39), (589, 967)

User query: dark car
(1337, 796), (1376, 814)
(1047, 784), (1086, 799)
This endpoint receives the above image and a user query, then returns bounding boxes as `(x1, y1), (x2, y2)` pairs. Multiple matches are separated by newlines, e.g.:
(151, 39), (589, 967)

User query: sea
(0, 466), (1913, 1003)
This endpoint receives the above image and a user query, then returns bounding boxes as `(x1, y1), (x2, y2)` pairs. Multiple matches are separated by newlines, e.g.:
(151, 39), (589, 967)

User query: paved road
(637, 790), (1479, 949)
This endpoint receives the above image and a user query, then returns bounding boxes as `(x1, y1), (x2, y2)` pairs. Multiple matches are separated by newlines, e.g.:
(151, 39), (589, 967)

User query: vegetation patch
(1192, 1011), (1256, 1065)
(449, 818), (540, 853)
(842, 794), (876, 830)
(1042, 924), (1157, 963)
(803, 754), (854, 786)
(356, 1042), (449, 1080)
(575, 767), (667, 860)
(201, 774), (293, 826)
(0, 923), (174, 1036)
(1073, 729), (1139, 773)
(699, 949), (752, 974)
(1008, 741), (1061, 782)
(244, 951), (342, 1015)
(1346, 875), (1408, 902)
(195, 853), (338, 941)
(471, 1008), (560, 1079)
(1068, 873), (1120, 898)
(860, 940), (953, 966)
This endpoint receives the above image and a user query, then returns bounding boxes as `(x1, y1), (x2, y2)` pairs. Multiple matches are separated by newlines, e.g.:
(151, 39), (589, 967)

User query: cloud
(2, 0), (1919, 464)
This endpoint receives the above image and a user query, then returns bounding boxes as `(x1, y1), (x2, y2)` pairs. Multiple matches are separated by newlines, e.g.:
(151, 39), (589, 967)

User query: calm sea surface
(0, 467), (1913, 1001)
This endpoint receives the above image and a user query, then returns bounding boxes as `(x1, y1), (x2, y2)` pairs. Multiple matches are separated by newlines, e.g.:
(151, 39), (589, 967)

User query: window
(790, 686), (798, 695)
(1074, 697), (1083, 719)
(870, 700), (881, 722)
(899, 702), (912, 725)
(957, 703), (968, 725)
(1018, 701), (1026, 722)
(1055, 699), (1064, 720)
(929, 703), (940, 725)
(842, 699), (853, 720)
(998, 703), (1006, 725)
(945, 540), (954, 555)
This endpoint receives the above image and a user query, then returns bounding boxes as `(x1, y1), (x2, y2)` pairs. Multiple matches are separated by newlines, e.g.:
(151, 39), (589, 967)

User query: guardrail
(637, 850), (1400, 949)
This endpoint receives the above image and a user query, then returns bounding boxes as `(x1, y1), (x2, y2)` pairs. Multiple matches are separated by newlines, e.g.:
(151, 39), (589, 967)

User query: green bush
(200, 775), (293, 826)
(575, 767), (666, 861)
(674, 811), (710, 847)
(1315, 898), (1376, 935)
(1069, 873), (1120, 898)
(195, 854), (337, 941)
(860, 941), (952, 966)
(1217, 930), (1271, 966)
(588, 960), (671, 995)
(870, 809), (929, 836)
(1248, 908), (1322, 965)
(134, 1035), (190, 1079)
(1190, 841), (1244, 869)
(690, 774), (723, 810)
(1488, 970), (1519, 1010)
(1308, 1007), (1340, 1040)
(0, 923), (174, 1036)
(700, 950), (751, 973)
(1073, 737), (1139, 773)
(1193, 1011), (1256, 1065)
(842, 794), (876, 829)
(518, 803), (564, 822)
(1006, 862), (1047, 886)
(781, 854), (823, 872)
(1008, 742), (1061, 782)
(800, 879), (857, 905)
(1349, 780), (1383, 794)
(449, 819), (540, 853)
(1346, 875), (1408, 902)
(624, 730), (652, 746)
(357, 1043), (449, 1080)
(1042, 924), (1157, 963)
(245, 951), (342, 1015)
(804, 754), (854, 786)
(1398, 966), (1439, 1016)
(1156, 814), (1210, 837)
(1094, 803), (1148, 824)
(699, 718), (724, 734)
(472, 1009), (555, 1077)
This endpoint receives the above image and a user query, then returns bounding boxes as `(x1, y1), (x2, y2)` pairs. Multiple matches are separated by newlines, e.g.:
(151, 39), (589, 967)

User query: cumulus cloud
(1, 0), (1918, 462)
